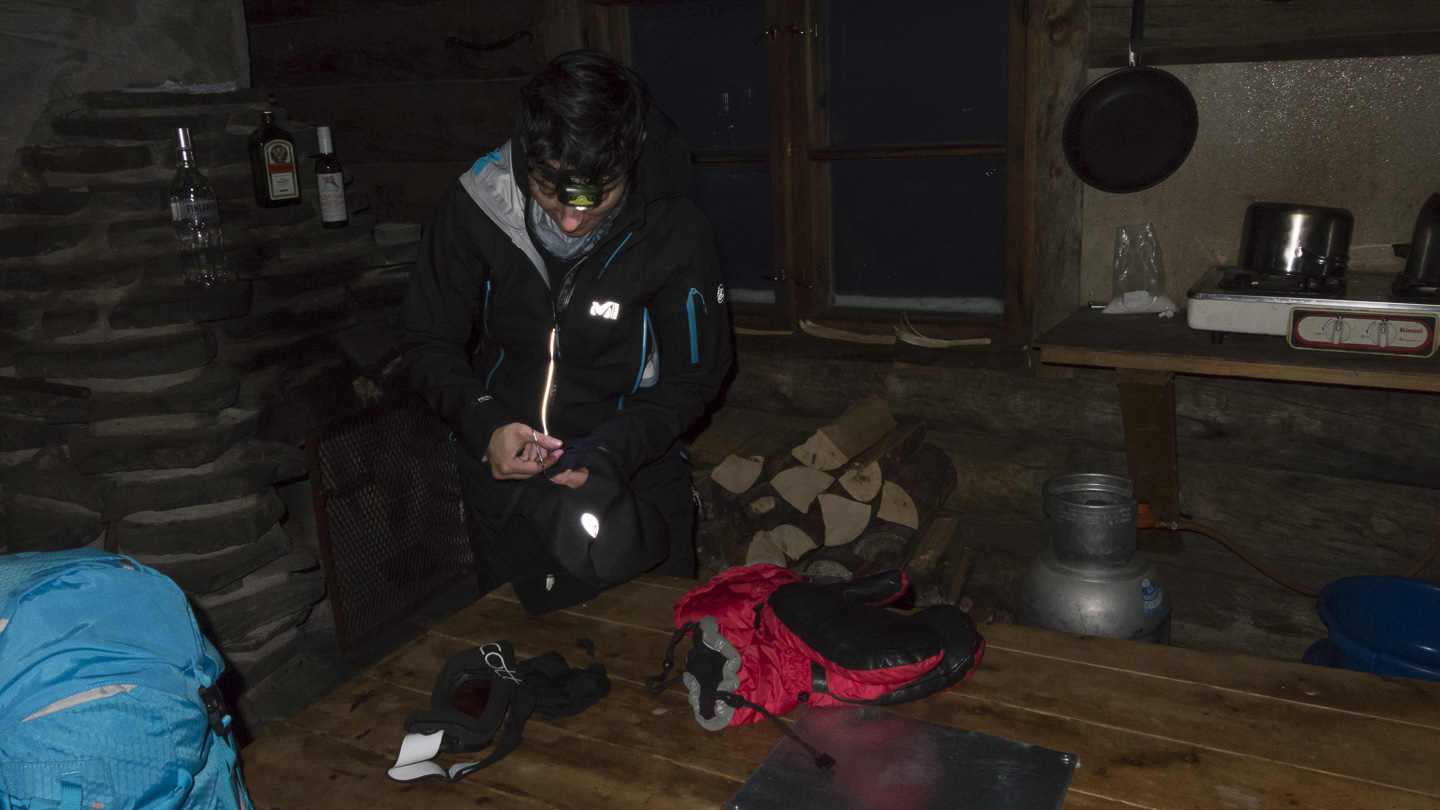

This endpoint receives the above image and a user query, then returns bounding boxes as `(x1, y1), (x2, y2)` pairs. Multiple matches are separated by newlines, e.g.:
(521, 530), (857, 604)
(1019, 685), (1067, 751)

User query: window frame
(579, 0), (1034, 342)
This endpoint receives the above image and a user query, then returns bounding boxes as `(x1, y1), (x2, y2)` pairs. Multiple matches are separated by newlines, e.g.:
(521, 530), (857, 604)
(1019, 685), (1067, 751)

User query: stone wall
(0, 0), (249, 183)
(0, 89), (414, 699)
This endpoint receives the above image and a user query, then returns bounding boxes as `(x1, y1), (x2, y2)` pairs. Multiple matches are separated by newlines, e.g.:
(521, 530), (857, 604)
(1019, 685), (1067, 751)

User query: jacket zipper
(685, 288), (707, 364)
(540, 324), (557, 436)
(535, 229), (634, 433)
(540, 255), (588, 435)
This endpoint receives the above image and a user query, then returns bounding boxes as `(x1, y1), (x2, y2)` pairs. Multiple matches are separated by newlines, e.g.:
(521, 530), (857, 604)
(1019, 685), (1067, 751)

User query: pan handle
(1128, 0), (1146, 68)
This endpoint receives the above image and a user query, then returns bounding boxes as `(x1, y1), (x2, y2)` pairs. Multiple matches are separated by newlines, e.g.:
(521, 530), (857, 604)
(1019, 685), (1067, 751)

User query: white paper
(387, 730), (479, 782)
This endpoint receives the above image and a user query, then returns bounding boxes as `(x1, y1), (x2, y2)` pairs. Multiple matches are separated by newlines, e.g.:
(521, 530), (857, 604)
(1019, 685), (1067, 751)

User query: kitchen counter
(1035, 308), (1440, 548)
(239, 574), (1440, 809)
(1036, 307), (1440, 393)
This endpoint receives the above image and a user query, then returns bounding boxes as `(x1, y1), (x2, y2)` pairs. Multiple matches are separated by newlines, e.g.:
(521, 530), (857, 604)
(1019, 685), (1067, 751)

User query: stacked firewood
(695, 397), (967, 601)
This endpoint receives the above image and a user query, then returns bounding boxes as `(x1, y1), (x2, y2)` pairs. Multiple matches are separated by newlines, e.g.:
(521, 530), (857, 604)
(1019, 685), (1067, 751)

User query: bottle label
(317, 172), (347, 222)
(263, 139), (299, 199)
(171, 196), (219, 222)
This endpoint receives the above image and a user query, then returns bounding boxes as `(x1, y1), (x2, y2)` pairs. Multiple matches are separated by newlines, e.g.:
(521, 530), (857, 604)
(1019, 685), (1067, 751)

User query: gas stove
(1187, 267), (1440, 356)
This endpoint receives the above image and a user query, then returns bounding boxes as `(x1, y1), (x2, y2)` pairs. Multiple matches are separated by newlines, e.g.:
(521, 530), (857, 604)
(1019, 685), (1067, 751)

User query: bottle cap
(175, 127), (193, 149)
(317, 126), (334, 154)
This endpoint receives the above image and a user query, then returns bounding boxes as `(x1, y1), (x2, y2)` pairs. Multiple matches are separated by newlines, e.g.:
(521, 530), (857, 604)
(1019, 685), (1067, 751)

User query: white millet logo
(590, 301), (620, 319)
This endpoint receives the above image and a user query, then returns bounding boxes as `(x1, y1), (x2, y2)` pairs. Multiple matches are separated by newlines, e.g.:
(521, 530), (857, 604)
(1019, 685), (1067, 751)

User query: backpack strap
(388, 642), (609, 782)
(387, 684), (537, 782)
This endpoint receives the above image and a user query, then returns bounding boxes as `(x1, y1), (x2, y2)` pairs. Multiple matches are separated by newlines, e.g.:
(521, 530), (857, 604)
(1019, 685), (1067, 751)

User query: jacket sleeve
(585, 227), (734, 478)
(393, 183), (517, 461)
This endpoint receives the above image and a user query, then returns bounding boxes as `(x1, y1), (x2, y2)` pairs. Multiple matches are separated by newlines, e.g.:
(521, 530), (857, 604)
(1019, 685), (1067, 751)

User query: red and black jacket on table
(394, 110), (733, 481)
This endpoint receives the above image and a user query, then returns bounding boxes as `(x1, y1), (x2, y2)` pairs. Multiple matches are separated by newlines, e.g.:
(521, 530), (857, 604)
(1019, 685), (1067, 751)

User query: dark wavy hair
(518, 50), (650, 186)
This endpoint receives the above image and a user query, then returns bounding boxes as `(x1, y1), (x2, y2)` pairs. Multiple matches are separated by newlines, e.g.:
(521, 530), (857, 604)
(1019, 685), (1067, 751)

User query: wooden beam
(1115, 367), (1181, 554)
(1088, 0), (1440, 67)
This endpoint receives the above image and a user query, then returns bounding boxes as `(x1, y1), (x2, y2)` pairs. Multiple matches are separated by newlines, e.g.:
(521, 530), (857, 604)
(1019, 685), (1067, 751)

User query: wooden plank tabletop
(1035, 309), (1440, 392)
(240, 575), (1440, 809)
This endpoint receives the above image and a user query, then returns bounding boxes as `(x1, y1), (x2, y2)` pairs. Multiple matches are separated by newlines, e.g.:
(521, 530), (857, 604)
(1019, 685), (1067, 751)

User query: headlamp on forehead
(555, 170), (613, 210)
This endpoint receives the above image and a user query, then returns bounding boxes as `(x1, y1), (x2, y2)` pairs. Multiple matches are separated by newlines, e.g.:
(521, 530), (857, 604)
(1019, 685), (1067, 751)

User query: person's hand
(487, 423), (564, 480)
(549, 467), (589, 489)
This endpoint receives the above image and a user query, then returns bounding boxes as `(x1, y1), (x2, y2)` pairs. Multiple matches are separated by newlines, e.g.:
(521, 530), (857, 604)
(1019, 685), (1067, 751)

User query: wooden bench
(240, 574), (1440, 808)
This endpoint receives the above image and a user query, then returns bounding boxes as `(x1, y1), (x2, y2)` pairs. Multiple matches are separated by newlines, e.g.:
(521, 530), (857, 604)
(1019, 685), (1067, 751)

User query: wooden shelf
(1035, 309), (1440, 394)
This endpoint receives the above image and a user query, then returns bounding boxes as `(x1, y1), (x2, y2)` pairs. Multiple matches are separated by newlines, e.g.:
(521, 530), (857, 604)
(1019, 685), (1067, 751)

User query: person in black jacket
(395, 50), (733, 607)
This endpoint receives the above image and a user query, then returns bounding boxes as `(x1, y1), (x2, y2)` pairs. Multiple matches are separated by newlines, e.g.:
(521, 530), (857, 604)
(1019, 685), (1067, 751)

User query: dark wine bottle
(315, 126), (348, 229)
(247, 109), (301, 208)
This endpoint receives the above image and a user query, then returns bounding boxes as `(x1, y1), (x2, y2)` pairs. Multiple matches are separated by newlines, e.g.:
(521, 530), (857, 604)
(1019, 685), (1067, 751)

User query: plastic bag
(1104, 222), (1177, 317)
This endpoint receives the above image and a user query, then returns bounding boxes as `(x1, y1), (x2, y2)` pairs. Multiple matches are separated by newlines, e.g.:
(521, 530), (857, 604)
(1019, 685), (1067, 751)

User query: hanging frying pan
(1063, 0), (1198, 193)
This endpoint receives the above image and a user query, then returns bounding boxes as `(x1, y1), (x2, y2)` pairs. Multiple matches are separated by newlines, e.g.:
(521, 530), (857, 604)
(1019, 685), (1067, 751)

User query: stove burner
(1217, 268), (1346, 297)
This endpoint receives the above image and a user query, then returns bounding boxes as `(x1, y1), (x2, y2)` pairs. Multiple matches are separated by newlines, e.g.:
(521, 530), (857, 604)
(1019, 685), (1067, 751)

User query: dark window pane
(629, 0), (770, 151)
(830, 157), (1006, 313)
(827, 0), (1008, 146)
(690, 163), (775, 303)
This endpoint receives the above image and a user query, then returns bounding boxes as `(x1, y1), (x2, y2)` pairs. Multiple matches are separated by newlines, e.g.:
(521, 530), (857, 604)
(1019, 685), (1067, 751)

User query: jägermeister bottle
(248, 109), (301, 208)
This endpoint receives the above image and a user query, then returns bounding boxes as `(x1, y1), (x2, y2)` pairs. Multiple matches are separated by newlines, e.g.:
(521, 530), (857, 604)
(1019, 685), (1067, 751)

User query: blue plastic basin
(1305, 576), (1440, 682)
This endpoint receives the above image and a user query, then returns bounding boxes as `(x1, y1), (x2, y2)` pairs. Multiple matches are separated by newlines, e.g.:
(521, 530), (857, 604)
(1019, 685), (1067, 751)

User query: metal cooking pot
(1236, 202), (1354, 278)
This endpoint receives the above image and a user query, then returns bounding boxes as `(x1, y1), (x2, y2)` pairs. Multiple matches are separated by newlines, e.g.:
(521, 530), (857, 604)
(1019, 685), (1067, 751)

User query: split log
(712, 429), (813, 495)
(836, 422), (928, 502)
(711, 454), (764, 494)
(904, 513), (962, 579)
(836, 461), (883, 503)
(791, 396), (897, 471)
(764, 524), (819, 561)
(902, 514), (974, 608)
(874, 443), (957, 531)
(745, 531), (787, 566)
(787, 516), (909, 589)
(817, 493), (871, 546)
(772, 466), (835, 512)
(877, 482), (917, 529)
(796, 518), (915, 579)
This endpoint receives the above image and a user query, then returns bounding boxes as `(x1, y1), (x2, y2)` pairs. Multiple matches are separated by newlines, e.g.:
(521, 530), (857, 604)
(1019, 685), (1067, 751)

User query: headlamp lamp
(555, 170), (613, 210)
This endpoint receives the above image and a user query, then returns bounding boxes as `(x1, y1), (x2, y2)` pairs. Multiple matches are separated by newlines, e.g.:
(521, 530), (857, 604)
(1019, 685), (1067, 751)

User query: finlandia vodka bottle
(169, 127), (233, 285)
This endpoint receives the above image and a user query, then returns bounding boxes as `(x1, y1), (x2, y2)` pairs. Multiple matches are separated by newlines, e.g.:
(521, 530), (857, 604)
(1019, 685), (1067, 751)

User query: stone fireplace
(0, 87), (418, 730)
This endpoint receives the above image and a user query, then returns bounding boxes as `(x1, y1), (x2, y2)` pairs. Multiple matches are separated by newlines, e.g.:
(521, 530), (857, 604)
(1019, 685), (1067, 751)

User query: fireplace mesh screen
(310, 397), (473, 649)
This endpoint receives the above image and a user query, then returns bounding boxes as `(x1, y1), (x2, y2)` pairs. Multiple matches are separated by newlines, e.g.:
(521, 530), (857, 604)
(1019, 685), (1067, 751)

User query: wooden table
(1035, 309), (1440, 551)
(240, 574), (1440, 809)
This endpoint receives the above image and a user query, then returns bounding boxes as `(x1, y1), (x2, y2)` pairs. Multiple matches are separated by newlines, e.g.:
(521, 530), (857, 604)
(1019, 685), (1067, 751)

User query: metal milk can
(1016, 473), (1170, 644)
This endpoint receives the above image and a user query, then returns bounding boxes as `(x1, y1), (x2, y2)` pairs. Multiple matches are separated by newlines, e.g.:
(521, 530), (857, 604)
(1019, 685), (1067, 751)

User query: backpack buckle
(198, 683), (231, 736)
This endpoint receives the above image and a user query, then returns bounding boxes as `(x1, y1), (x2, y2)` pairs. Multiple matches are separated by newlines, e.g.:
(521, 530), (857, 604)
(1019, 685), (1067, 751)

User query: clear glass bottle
(168, 127), (234, 285)
(248, 109), (301, 208)
(314, 126), (348, 229)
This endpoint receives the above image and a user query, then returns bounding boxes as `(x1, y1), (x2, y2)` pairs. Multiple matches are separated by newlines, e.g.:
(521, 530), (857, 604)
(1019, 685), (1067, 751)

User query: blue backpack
(0, 549), (253, 810)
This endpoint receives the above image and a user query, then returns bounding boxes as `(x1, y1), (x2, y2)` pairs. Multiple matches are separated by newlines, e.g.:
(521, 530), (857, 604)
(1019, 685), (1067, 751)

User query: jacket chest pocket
(562, 296), (645, 367)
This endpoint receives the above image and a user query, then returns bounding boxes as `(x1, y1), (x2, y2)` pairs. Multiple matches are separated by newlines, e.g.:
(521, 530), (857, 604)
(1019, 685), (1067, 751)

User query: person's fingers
(549, 467), (589, 489)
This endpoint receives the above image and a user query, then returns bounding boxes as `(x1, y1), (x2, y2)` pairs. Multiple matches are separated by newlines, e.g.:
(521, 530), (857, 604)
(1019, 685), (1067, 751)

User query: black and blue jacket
(395, 111), (733, 480)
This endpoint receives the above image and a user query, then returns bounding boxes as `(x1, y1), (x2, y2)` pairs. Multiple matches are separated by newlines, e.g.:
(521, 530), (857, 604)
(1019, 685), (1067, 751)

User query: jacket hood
(457, 108), (695, 280)
(631, 108), (692, 203)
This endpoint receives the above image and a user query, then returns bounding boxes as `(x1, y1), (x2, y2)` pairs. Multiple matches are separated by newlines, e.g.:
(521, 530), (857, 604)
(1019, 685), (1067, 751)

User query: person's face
(528, 170), (627, 238)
